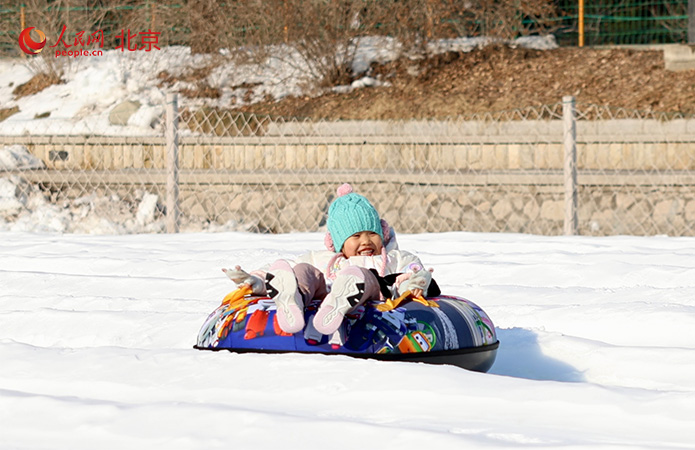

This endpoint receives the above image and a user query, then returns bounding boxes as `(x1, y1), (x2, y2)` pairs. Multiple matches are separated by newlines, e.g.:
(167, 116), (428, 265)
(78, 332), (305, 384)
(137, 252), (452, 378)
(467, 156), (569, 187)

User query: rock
(540, 200), (564, 221)
(381, 209), (400, 229)
(187, 202), (206, 219)
(244, 192), (264, 212)
(506, 212), (528, 231)
(425, 193), (439, 206)
(476, 201), (491, 214)
(136, 193), (159, 225)
(653, 199), (682, 223)
(590, 209), (614, 230)
(109, 100), (141, 126)
(653, 198), (680, 216)
(439, 200), (460, 220)
(492, 198), (512, 220)
(228, 194), (245, 212)
(685, 200), (695, 222)
(456, 192), (472, 207)
(616, 193), (635, 210)
(523, 200), (540, 220)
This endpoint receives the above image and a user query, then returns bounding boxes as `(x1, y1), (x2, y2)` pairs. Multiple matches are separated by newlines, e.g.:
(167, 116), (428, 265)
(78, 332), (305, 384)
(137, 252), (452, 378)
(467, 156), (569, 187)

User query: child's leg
(266, 261), (328, 334)
(312, 266), (379, 335)
(292, 263), (328, 304)
(265, 260), (305, 334)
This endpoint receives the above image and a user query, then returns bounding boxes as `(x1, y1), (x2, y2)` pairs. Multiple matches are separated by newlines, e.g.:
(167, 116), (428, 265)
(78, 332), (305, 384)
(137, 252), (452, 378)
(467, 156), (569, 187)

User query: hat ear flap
(324, 231), (336, 252)
(381, 219), (391, 245)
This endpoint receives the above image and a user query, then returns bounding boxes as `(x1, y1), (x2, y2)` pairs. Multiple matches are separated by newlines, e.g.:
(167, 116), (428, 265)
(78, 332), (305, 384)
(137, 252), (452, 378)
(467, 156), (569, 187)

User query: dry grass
(157, 65), (221, 99)
(237, 45), (695, 120)
(0, 106), (20, 122)
(12, 72), (63, 100)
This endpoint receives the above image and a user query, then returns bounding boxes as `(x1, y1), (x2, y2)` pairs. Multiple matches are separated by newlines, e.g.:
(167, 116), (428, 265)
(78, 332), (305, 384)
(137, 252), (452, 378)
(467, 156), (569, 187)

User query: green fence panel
(553, 0), (689, 46)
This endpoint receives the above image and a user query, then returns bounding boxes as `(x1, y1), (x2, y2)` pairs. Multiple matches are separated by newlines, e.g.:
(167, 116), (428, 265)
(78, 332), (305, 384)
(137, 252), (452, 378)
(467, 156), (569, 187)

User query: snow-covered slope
(1, 230), (694, 449)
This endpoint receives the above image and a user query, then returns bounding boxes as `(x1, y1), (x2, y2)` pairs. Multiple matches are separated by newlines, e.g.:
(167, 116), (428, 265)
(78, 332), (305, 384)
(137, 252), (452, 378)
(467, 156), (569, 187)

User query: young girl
(224, 183), (436, 336)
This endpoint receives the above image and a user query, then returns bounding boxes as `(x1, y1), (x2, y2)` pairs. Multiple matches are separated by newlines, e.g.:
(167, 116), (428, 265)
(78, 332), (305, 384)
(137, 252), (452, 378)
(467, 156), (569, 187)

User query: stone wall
(3, 117), (695, 235)
(177, 180), (693, 236)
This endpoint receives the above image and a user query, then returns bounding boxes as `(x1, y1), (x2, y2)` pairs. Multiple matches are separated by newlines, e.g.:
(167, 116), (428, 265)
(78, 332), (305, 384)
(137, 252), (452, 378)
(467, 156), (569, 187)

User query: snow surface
(1, 230), (694, 449)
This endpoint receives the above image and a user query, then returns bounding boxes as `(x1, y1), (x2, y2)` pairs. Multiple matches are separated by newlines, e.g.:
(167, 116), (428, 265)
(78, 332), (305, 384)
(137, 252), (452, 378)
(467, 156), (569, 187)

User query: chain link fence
(2, 95), (695, 236)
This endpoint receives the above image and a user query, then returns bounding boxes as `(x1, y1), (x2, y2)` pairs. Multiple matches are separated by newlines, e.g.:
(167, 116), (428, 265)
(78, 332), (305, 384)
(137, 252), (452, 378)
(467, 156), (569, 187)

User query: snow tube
(195, 294), (498, 372)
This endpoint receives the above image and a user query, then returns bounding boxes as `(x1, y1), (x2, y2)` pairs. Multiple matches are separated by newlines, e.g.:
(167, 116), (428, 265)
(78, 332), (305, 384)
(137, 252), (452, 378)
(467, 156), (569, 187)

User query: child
(224, 183), (437, 337)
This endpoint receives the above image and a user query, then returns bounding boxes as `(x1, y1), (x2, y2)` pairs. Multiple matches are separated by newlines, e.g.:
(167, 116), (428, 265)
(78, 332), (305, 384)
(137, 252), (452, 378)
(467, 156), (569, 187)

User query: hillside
(3, 43), (695, 137)
(239, 45), (695, 119)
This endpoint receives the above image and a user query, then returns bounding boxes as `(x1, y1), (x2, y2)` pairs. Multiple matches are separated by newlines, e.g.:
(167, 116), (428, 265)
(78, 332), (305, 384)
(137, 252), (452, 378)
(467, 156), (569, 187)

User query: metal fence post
(689, 0), (694, 44)
(563, 95), (578, 236)
(165, 93), (180, 233)
(578, 0), (585, 47)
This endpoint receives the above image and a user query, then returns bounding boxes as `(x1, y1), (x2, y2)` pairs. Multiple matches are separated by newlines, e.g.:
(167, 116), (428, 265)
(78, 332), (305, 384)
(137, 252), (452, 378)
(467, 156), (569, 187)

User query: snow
(0, 35), (557, 136)
(1, 230), (694, 449)
(0, 165), (175, 234)
(2, 34), (694, 448)
(0, 144), (45, 171)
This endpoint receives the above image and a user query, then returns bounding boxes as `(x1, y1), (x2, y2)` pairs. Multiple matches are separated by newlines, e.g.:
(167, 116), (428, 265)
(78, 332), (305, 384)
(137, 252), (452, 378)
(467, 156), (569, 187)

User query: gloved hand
(396, 265), (433, 298)
(222, 265), (266, 295)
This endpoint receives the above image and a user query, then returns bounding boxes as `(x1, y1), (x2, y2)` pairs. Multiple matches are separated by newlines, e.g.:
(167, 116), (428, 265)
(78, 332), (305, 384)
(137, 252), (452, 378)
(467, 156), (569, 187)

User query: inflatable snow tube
(195, 294), (498, 372)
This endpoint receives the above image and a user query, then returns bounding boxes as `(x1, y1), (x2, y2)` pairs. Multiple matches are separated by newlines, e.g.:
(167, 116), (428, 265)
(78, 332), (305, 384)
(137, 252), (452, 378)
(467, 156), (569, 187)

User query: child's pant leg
(292, 263), (328, 304)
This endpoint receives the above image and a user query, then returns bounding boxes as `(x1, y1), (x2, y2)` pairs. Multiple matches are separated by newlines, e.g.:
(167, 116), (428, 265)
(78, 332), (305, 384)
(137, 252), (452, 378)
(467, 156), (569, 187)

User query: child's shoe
(313, 266), (367, 335)
(265, 260), (305, 334)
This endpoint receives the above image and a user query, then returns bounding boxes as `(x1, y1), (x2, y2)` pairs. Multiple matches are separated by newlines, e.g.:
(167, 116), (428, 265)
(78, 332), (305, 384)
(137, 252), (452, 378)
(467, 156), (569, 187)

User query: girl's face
(342, 231), (383, 257)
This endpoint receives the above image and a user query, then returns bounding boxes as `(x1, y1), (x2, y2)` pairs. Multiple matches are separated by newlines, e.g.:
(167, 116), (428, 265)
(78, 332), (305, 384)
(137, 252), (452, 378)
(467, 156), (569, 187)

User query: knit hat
(326, 183), (383, 253)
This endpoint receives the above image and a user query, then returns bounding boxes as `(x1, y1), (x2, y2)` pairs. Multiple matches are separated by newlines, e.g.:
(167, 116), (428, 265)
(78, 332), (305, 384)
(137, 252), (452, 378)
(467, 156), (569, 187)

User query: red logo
(18, 27), (47, 55)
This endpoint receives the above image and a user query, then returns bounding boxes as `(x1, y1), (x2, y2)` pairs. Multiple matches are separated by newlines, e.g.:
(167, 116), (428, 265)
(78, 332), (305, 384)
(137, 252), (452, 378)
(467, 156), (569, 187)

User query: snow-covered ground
(1, 230), (694, 449)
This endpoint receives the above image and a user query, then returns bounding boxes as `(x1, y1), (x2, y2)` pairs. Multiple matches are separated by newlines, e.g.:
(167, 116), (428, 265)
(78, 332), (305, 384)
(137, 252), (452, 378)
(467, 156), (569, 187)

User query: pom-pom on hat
(326, 183), (383, 253)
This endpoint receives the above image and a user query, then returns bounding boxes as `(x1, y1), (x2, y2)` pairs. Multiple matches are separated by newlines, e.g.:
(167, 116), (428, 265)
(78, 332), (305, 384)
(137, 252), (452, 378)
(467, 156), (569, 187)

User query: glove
(396, 265), (433, 297)
(222, 266), (266, 295)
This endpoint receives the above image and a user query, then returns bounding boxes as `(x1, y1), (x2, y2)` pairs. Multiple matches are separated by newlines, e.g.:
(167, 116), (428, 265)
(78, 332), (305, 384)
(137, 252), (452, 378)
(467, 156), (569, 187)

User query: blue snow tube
(195, 294), (498, 373)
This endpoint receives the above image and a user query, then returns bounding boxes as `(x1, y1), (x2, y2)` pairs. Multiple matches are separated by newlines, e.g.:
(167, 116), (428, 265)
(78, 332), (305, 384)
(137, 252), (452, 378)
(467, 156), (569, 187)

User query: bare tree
(3, 0), (559, 88)
(10, 0), (111, 78)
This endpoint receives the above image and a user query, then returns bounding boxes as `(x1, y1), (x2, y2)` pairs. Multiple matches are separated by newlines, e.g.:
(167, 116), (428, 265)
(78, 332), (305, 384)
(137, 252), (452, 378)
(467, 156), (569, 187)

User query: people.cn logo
(18, 27), (47, 55)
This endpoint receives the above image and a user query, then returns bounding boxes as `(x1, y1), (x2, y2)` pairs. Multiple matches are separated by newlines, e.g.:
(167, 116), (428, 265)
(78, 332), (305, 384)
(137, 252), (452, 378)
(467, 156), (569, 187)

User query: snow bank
(0, 144), (45, 170)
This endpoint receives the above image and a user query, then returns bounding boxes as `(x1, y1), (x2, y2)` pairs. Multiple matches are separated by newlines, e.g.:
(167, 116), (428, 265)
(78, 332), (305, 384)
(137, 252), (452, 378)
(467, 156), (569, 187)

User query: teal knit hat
(326, 183), (383, 253)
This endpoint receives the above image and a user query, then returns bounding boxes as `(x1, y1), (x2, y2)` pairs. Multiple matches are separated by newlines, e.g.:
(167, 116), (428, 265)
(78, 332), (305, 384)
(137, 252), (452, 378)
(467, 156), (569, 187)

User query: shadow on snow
(488, 328), (585, 382)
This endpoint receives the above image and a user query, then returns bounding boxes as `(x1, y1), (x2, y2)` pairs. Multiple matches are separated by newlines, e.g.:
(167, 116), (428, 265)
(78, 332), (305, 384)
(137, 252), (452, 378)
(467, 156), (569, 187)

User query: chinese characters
(49, 25), (161, 57)
(115, 29), (161, 52)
